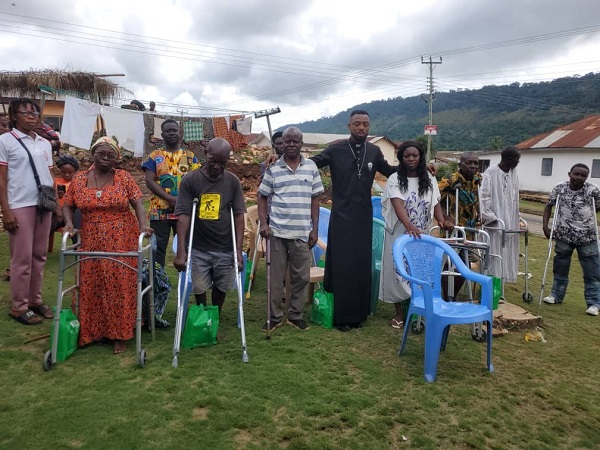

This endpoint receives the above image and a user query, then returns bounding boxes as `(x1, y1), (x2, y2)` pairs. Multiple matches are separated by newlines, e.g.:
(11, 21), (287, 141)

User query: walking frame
(172, 199), (198, 368)
(44, 230), (155, 371)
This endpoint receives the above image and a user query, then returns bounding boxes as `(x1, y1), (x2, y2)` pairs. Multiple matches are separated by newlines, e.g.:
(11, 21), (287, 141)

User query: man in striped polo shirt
(258, 127), (324, 331)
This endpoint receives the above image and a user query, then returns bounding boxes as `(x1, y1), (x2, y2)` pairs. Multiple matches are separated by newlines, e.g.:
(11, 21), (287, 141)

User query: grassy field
(0, 231), (599, 449)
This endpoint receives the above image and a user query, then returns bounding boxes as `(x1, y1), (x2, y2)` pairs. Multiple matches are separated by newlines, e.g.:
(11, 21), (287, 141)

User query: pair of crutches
(171, 199), (249, 367)
(539, 194), (600, 309)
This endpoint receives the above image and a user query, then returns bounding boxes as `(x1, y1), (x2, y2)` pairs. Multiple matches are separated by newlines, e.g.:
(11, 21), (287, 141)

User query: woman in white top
(0, 98), (60, 325)
(379, 140), (453, 329)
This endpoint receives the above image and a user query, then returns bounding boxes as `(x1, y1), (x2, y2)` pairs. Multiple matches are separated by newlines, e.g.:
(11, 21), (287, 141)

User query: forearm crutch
(266, 233), (272, 340)
(231, 208), (249, 363)
(593, 197), (599, 253)
(172, 198), (198, 368)
(245, 230), (262, 300)
(539, 194), (561, 310)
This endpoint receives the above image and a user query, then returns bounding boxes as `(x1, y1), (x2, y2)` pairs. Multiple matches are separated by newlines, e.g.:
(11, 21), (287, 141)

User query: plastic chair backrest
(372, 218), (385, 268)
(313, 207), (331, 265)
(371, 196), (383, 221)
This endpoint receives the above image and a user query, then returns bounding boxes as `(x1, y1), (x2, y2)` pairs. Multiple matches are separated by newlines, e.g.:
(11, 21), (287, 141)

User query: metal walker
(44, 231), (155, 371)
(483, 217), (532, 303)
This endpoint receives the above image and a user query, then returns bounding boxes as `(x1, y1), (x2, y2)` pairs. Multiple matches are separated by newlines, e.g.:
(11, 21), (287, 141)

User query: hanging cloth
(60, 96), (101, 150)
(101, 106), (145, 156)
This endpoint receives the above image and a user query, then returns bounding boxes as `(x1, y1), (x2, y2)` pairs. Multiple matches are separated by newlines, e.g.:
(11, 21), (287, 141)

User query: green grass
(1, 232), (599, 449)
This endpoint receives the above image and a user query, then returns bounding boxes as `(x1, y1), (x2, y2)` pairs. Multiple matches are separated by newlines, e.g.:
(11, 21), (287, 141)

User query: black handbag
(11, 131), (57, 213)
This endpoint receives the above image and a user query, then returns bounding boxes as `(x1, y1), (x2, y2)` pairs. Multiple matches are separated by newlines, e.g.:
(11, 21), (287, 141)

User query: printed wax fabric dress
(63, 168), (142, 345)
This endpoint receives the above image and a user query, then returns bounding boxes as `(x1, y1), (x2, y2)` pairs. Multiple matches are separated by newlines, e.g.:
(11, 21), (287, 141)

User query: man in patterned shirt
(143, 119), (199, 267)
(438, 152), (481, 228)
(542, 163), (600, 316)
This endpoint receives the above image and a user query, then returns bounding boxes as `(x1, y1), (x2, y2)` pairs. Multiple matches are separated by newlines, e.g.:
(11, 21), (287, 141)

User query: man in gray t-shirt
(174, 138), (246, 313)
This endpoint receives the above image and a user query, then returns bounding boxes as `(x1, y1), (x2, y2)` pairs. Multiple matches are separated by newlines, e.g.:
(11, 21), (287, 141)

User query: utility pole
(254, 107), (281, 139)
(421, 56), (442, 163)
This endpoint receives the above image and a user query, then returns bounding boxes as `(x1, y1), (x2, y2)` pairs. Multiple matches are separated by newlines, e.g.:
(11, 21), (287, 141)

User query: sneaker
(261, 319), (283, 333)
(288, 318), (308, 330)
(585, 305), (599, 316)
(543, 295), (556, 304)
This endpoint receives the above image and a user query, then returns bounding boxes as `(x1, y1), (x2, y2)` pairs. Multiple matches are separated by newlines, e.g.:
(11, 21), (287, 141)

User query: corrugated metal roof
(517, 115), (600, 149)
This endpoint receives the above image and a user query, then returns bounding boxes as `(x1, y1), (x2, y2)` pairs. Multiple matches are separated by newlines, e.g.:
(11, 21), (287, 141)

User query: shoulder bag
(11, 131), (57, 213)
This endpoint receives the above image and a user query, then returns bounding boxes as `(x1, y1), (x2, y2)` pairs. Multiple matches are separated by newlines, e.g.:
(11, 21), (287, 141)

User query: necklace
(348, 141), (366, 179)
(93, 170), (111, 198)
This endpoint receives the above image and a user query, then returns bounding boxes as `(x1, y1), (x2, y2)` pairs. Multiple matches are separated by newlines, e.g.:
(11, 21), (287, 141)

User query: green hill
(284, 72), (600, 151)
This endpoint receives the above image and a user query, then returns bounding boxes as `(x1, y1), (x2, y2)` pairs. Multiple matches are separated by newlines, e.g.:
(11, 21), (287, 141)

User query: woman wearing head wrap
(63, 136), (153, 354)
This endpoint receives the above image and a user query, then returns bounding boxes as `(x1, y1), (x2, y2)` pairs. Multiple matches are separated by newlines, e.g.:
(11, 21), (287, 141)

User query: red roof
(517, 115), (600, 150)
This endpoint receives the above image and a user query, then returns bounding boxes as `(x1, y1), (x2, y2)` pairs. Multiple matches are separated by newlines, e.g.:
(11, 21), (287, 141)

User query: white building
(248, 132), (398, 163)
(478, 116), (600, 193)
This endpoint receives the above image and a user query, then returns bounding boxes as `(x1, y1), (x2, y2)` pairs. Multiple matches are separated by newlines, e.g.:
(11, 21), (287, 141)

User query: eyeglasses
(17, 111), (40, 117)
(95, 152), (117, 160)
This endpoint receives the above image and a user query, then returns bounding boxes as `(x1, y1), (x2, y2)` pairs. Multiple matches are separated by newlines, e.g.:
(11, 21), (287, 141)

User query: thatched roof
(0, 69), (130, 100)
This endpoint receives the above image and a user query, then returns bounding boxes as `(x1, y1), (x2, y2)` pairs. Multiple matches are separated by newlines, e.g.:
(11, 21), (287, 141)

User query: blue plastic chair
(312, 207), (331, 265)
(370, 218), (386, 315)
(371, 196), (383, 221)
(392, 234), (494, 383)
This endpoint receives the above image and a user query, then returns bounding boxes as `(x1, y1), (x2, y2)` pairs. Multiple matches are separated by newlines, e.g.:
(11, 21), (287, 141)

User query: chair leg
(424, 322), (443, 383)
(486, 319), (494, 373)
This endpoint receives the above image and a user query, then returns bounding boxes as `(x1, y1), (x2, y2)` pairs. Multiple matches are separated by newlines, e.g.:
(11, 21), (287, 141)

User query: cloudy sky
(2, 0), (600, 132)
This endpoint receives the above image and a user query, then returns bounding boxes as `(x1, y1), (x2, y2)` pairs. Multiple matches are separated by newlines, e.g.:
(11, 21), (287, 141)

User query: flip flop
(9, 309), (43, 325)
(390, 319), (404, 329)
(30, 303), (53, 319)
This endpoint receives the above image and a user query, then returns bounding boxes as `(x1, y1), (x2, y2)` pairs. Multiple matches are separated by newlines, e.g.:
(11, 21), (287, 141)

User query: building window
(592, 160), (600, 178)
(479, 159), (490, 172)
(541, 158), (553, 176)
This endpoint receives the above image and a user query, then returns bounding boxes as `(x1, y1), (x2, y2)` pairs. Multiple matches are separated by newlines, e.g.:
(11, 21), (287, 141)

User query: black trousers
(151, 219), (177, 268)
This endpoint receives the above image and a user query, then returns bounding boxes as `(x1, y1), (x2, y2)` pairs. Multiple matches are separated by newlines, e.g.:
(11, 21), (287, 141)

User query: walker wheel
(138, 349), (147, 368)
(471, 329), (487, 342)
(523, 292), (533, 303)
(43, 350), (53, 372)
(411, 319), (425, 334)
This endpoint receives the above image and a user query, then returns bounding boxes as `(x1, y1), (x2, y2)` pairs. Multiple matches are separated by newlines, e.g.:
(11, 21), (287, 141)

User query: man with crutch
(542, 163), (600, 316)
(258, 127), (324, 333)
(174, 138), (246, 321)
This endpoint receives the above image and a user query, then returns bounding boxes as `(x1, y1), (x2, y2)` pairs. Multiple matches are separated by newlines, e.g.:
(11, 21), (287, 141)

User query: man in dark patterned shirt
(438, 152), (481, 228)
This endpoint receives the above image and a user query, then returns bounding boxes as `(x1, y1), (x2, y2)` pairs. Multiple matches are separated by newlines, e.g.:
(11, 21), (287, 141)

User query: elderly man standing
(258, 127), (323, 332)
(438, 152), (481, 228)
(479, 146), (521, 283)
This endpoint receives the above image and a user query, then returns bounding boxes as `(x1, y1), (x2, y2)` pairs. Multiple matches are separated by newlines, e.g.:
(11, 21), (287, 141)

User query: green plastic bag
(311, 289), (334, 329)
(49, 308), (79, 362)
(182, 305), (219, 349)
(492, 277), (502, 310)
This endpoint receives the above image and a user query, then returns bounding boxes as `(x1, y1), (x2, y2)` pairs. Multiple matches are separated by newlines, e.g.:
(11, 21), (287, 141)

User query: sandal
(390, 318), (404, 329)
(9, 309), (43, 325)
(113, 340), (127, 354)
(30, 303), (53, 319)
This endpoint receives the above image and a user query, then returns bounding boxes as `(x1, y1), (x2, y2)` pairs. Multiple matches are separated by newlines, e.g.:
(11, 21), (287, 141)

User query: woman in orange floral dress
(63, 137), (153, 354)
